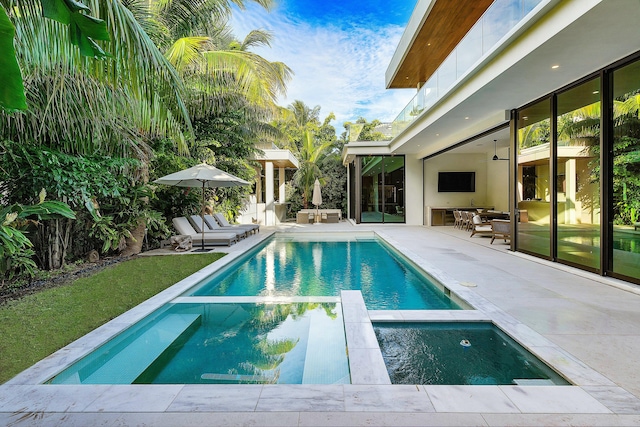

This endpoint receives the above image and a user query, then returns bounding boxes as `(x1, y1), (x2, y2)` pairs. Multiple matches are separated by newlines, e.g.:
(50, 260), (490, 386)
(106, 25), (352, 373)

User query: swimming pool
(187, 235), (462, 310)
(45, 233), (465, 385)
(49, 302), (350, 385)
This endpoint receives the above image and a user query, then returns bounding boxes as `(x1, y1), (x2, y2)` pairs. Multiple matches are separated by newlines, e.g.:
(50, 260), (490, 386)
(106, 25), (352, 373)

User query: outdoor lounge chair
(491, 219), (511, 244)
(190, 215), (247, 240)
(210, 213), (260, 235)
(172, 217), (238, 246)
(470, 214), (492, 238)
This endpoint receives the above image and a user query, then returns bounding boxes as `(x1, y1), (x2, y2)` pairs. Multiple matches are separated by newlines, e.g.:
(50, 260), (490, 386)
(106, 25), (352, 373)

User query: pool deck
(3, 221), (640, 426)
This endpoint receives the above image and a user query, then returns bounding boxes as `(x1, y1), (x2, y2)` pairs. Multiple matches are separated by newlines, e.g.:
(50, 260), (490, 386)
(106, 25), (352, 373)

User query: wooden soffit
(389, 0), (494, 89)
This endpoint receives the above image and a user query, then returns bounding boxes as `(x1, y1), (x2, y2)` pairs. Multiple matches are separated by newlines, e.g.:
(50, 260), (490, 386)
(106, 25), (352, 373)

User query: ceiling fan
(492, 139), (509, 161)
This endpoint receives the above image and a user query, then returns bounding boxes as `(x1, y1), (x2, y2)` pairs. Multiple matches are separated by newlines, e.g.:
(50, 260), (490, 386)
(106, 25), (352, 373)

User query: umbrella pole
(191, 180), (208, 252)
(201, 181), (206, 251)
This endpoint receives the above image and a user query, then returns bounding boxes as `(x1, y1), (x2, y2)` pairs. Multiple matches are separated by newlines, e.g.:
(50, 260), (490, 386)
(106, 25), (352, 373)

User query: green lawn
(0, 253), (223, 384)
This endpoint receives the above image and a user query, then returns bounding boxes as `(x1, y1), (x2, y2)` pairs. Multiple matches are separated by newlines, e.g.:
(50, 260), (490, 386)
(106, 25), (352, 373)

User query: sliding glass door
(516, 99), (551, 258)
(611, 61), (640, 279)
(360, 156), (405, 223)
(555, 78), (601, 271)
(513, 54), (640, 283)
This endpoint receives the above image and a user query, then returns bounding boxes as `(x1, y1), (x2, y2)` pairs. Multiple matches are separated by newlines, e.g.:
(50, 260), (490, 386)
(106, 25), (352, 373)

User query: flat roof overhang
(252, 149), (299, 169)
(386, 0), (493, 89)
(342, 141), (392, 165)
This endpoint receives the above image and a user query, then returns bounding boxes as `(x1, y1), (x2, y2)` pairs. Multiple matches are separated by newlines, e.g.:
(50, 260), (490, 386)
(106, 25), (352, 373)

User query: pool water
(375, 322), (569, 385)
(188, 237), (461, 310)
(50, 303), (350, 385)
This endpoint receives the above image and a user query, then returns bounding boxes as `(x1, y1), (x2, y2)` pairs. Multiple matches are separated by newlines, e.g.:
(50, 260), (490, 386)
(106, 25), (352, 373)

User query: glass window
(517, 99), (551, 257)
(612, 60), (640, 280)
(556, 78), (601, 271)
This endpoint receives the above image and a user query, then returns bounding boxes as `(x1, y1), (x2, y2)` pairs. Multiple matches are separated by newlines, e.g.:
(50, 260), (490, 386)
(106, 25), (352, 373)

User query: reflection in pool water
(188, 238), (461, 310)
(49, 303), (350, 385)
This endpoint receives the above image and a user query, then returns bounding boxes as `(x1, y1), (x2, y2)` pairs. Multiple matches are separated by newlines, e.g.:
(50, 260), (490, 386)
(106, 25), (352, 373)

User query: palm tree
(291, 130), (333, 208)
(164, 28), (292, 115)
(288, 100), (321, 128)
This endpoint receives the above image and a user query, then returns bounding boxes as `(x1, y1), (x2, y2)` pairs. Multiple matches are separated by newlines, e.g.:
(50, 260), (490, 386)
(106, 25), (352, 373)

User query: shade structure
(154, 163), (250, 251)
(312, 179), (322, 224)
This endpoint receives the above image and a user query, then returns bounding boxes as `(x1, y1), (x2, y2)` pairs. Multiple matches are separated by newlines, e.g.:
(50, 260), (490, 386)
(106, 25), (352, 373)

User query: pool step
(301, 308), (350, 384)
(82, 314), (201, 384)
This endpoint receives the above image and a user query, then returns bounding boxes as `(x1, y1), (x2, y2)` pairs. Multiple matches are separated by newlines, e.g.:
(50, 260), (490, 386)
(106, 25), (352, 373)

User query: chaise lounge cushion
(172, 217), (238, 246)
(210, 213), (260, 234)
(190, 215), (247, 239)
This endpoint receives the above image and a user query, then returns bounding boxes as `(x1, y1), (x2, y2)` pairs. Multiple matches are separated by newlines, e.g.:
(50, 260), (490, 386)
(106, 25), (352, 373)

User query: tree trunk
(120, 218), (146, 257)
(37, 218), (73, 270)
(49, 219), (62, 269)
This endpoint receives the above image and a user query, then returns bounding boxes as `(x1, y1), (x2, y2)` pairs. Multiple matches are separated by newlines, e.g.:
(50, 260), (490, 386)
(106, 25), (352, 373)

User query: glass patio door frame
(355, 155), (406, 224)
(511, 50), (640, 285)
(513, 75), (602, 273)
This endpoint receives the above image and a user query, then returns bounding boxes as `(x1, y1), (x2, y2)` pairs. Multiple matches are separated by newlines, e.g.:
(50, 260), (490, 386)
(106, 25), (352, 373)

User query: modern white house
(238, 143), (298, 226)
(343, 0), (640, 284)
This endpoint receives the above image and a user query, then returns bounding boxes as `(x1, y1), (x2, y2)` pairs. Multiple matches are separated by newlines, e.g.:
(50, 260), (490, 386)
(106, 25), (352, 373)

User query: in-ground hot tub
(374, 322), (569, 386)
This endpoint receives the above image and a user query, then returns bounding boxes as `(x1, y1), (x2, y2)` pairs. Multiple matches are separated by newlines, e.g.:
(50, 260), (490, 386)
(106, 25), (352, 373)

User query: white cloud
(229, 4), (416, 129)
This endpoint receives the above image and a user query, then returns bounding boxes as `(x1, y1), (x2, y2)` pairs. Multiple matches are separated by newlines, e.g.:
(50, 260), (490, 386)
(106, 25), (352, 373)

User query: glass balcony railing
(391, 0), (543, 138)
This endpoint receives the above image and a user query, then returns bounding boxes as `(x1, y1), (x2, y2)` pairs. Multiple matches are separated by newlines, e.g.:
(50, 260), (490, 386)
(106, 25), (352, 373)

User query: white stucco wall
(404, 155), (423, 225)
(423, 153), (489, 225)
(485, 148), (510, 212)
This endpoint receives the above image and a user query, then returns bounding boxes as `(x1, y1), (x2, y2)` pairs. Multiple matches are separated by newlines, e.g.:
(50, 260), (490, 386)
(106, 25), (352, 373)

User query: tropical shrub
(0, 189), (75, 283)
(0, 142), (167, 265)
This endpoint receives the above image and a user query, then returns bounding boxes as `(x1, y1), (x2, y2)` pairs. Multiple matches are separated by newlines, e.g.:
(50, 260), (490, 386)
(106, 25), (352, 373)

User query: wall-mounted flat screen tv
(438, 171), (475, 192)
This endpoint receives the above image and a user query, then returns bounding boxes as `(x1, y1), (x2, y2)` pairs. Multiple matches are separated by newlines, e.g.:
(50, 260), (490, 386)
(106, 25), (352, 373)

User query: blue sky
(230, 0), (417, 131)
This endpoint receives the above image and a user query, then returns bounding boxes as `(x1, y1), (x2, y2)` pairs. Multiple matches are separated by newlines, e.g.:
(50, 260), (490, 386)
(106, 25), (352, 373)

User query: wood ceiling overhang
(388, 0), (494, 89)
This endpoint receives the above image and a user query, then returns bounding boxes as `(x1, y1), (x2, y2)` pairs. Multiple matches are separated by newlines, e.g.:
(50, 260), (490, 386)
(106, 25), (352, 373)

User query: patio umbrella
(153, 163), (250, 251)
(312, 179), (322, 224)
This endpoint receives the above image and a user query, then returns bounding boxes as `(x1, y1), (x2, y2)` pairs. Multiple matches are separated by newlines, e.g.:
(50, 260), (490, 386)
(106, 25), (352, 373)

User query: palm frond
(165, 36), (210, 72)
(240, 29), (272, 50)
(2, 0), (192, 153)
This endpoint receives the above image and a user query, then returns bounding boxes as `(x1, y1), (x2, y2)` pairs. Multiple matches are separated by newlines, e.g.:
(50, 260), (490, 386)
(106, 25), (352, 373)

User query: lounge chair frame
(470, 214), (492, 238)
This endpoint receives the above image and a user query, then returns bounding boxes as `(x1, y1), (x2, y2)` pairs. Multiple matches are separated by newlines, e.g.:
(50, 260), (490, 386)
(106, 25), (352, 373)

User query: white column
(265, 161), (274, 226)
(279, 167), (285, 203)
